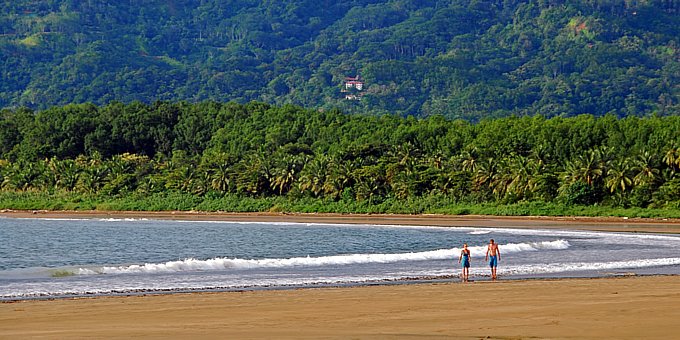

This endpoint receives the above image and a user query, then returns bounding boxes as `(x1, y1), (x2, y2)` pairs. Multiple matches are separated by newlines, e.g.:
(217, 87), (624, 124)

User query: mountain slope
(1, 0), (678, 119)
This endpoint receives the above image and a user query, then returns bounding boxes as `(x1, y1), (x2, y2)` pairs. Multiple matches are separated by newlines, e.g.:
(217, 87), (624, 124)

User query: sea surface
(2, 217), (680, 300)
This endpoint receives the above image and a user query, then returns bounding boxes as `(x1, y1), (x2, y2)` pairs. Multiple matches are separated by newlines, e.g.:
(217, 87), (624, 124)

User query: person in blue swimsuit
(458, 243), (471, 282)
(485, 239), (501, 280)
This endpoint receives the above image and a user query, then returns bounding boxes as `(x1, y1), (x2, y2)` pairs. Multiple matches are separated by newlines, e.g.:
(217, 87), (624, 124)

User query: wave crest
(75, 240), (569, 275)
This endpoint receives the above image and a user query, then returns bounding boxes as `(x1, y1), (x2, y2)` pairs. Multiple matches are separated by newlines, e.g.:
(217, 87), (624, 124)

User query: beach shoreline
(2, 211), (680, 338)
(2, 275), (679, 339)
(3, 209), (680, 234)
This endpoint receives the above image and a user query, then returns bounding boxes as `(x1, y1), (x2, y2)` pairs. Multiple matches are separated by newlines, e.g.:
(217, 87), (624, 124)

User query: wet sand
(3, 209), (680, 234)
(2, 275), (679, 339)
(2, 211), (680, 338)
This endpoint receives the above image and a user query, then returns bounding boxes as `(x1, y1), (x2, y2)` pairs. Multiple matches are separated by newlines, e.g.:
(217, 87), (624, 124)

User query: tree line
(1, 101), (679, 210)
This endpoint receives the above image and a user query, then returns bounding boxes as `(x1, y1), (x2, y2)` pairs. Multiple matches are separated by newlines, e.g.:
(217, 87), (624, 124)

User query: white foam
(5, 256), (680, 300)
(74, 240), (569, 275)
(97, 218), (150, 222)
(21, 217), (90, 222)
(500, 257), (680, 276)
(460, 226), (680, 242)
(9, 217), (151, 223)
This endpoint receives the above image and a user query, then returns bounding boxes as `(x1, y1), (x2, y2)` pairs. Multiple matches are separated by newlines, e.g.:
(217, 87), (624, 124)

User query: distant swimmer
(485, 239), (501, 280)
(458, 243), (471, 282)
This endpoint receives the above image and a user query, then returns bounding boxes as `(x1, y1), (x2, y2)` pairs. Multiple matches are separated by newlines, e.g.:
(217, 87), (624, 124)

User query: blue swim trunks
(461, 257), (470, 268)
(489, 255), (498, 268)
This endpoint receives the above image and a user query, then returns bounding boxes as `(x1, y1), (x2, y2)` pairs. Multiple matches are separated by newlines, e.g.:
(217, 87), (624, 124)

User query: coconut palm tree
(56, 160), (81, 192)
(78, 166), (109, 194)
(323, 158), (355, 200)
(166, 163), (198, 193)
(209, 162), (232, 193)
(353, 164), (386, 203)
(235, 152), (273, 196)
(473, 157), (499, 192)
(632, 151), (660, 187)
(663, 147), (679, 173)
(271, 154), (304, 195)
(426, 151), (445, 170)
(298, 155), (329, 197)
(0, 160), (8, 190)
(565, 149), (605, 187)
(605, 158), (634, 194)
(505, 154), (535, 200)
(4, 161), (44, 191)
(460, 148), (479, 173)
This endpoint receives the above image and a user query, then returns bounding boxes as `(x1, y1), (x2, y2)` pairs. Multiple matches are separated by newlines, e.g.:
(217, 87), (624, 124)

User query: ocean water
(1, 217), (679, 300)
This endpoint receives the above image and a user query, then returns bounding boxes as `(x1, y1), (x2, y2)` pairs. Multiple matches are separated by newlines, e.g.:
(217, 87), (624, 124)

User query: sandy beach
(3, 209), (680, 234)
(2, 211), (680, 338)
(1, 275), (678, 339)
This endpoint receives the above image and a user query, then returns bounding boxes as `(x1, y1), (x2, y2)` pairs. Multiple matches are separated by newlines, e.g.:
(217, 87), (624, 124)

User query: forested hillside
(1, 1), (678, 119)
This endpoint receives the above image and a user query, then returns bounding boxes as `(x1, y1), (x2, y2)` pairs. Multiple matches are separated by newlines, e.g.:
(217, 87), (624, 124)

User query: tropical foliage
(1, 101), (680, 215)
(1, 1), (678, 119)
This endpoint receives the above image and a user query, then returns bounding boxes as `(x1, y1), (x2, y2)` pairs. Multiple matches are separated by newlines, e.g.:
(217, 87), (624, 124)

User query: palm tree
(44, 158), (81, 192)
(209, 162), (232, 193)
(78, 166), (109, 194)
(632, 151), (660, 187)
(438, 170), (471, 199)
(426, 151), (444, 170)
(663, 147), (679, 173)
(564, 149), (605, 187)
(353, 164), (386, 203)
(473, 157), (499, 192)
(4, 161), (44, 191)
(323, 158), (355, 200)
(167, 163), (198, 193)
(298, 155), (329, 197)
(103, 153), (149, 194)
(271, 154), (304, 195)
(0, 160), (8, 190)
(236, 152), (273, 195)
(460, 148), (479, 173)
(505, 154), (535, 200)
(530, 144), (552, 169)
(605, 158), (633, 194)
(386, 165), (411, 199)
(43, 157), (60, 190)
(390, 142), (421, 167)
(56, 160), (80, 192)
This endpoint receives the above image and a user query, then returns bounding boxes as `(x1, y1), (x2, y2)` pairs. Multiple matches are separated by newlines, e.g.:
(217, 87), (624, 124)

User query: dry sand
(2, 211), (680, 339)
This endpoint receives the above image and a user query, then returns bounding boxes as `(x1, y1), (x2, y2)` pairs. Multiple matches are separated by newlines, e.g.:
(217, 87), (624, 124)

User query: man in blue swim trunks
(485, 239), (501, 280)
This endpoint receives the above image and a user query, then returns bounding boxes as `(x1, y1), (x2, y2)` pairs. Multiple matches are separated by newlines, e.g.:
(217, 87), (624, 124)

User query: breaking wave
(74, 240), (570, 275)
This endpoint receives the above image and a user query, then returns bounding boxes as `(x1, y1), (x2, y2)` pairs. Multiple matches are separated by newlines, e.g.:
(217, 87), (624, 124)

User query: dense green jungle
(1, 1), (678, 119)
(1, 101), (680, 217)
(1, 1), (679, 216)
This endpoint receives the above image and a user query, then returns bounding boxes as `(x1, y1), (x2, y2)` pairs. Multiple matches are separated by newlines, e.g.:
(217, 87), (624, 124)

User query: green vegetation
(1, 1), (678, 119)
(51, 270), (76, 278)
(1, 101), (680, 218)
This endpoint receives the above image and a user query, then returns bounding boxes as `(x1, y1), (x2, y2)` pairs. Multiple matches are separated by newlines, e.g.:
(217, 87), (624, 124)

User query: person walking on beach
(458, 243), (471, 282)
(485, 239), (500, 280)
